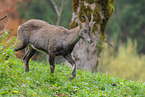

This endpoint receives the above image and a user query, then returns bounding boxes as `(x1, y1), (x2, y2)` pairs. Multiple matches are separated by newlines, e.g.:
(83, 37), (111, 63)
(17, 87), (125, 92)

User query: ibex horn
(90, 13), (93, 24)
(76, 17), (82, 26)
(83, 13), (89, 24)
(89, 13), (95, 27)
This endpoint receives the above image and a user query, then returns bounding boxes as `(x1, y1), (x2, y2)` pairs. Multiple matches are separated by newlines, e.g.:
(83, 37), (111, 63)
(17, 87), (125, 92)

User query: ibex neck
(69, 26), (81, 43)
(65, 26), (81, 50)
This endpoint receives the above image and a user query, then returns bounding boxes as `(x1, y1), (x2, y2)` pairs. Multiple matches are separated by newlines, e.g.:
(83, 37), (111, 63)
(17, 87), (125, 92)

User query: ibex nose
(87, 39), (92, 44)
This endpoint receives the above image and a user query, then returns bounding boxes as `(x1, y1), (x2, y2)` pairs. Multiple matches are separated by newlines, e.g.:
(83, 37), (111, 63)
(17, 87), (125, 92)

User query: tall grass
(99, 39), (145, 82)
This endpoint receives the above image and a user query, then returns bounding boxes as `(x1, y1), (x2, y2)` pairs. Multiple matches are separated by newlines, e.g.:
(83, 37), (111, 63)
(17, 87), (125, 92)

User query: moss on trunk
(70, 0), (115, 72)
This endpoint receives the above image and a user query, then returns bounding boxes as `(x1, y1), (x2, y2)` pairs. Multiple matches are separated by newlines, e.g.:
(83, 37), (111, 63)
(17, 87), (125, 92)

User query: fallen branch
(0, 14), (8, 21)
(0, 16), (9, 33)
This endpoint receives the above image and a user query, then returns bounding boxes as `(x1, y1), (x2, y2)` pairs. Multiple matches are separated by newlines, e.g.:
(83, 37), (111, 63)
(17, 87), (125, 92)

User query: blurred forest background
(0, 0), (145, 82)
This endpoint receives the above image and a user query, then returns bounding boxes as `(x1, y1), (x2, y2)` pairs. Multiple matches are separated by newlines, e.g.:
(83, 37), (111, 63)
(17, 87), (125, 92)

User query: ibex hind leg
(63, 54), (76, 81)
(23, 46), (36, 72)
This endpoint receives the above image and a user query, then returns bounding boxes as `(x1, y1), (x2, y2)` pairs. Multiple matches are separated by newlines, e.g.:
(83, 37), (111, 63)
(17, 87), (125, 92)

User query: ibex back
(14, 13), (95, 80)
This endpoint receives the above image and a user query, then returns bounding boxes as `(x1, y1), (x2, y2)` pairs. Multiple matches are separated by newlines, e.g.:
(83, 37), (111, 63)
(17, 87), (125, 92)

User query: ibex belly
(29, 37), (49, 54)
(29, 43), (48, 54)
(48, 39), (65, 56)
(29, 37), (67, 56)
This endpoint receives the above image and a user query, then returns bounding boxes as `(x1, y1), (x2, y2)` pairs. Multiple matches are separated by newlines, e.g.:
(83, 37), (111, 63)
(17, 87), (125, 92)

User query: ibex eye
(84, 30), (87, 33)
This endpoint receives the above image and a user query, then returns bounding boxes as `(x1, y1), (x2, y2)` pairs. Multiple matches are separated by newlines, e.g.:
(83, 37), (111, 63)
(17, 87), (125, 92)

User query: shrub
(99, 39), (145, 82)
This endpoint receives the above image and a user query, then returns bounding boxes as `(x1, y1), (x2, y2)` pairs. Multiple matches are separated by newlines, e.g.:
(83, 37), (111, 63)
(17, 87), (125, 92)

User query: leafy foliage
(106, 0), (145, 53)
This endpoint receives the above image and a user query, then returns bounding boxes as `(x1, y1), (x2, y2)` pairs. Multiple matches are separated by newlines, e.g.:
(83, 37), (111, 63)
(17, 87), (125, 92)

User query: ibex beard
(14, 13), (95, 81)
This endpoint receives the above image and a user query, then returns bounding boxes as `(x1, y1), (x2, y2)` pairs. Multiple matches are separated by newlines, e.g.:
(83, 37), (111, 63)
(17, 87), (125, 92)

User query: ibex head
(77, 13), (95, 44)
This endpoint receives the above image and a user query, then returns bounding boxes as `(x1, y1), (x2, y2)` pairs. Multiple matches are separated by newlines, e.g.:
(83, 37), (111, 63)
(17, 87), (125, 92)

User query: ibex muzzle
(14, 13), (95, 80)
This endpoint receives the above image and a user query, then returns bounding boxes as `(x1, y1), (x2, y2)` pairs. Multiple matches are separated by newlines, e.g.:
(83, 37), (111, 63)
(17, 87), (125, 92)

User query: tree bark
(70, 0), (115, 72)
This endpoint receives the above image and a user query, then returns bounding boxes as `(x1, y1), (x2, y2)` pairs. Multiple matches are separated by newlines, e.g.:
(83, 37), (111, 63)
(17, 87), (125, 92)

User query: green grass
(0, 32), (145, 96)
(0, 57), (145, 97)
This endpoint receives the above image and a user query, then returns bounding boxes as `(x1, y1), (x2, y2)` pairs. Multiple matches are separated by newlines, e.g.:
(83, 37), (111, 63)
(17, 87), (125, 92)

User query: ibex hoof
(50, 73), (54, 77)
(25, 69), (29, 72)
(69, 75), (76, 81)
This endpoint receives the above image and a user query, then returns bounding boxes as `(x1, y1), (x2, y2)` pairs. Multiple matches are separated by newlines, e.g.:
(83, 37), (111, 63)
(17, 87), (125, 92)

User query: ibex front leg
(49, 55), (55, 74)
(64, 54), (76, 81)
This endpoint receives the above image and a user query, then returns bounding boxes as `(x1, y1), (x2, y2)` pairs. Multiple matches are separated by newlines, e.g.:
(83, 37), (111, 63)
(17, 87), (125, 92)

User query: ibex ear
(76, 18), (82, 27)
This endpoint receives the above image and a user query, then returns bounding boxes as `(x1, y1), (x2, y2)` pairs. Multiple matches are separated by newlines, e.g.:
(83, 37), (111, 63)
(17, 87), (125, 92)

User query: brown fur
(15, 14), (94, 80)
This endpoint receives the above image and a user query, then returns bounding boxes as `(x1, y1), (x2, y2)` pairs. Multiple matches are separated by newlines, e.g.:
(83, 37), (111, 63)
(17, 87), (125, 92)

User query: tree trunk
(70, 0), (115, 72)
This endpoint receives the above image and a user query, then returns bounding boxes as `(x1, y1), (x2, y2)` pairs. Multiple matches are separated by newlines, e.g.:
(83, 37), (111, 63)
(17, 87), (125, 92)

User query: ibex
(14, 13), (95, 80)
